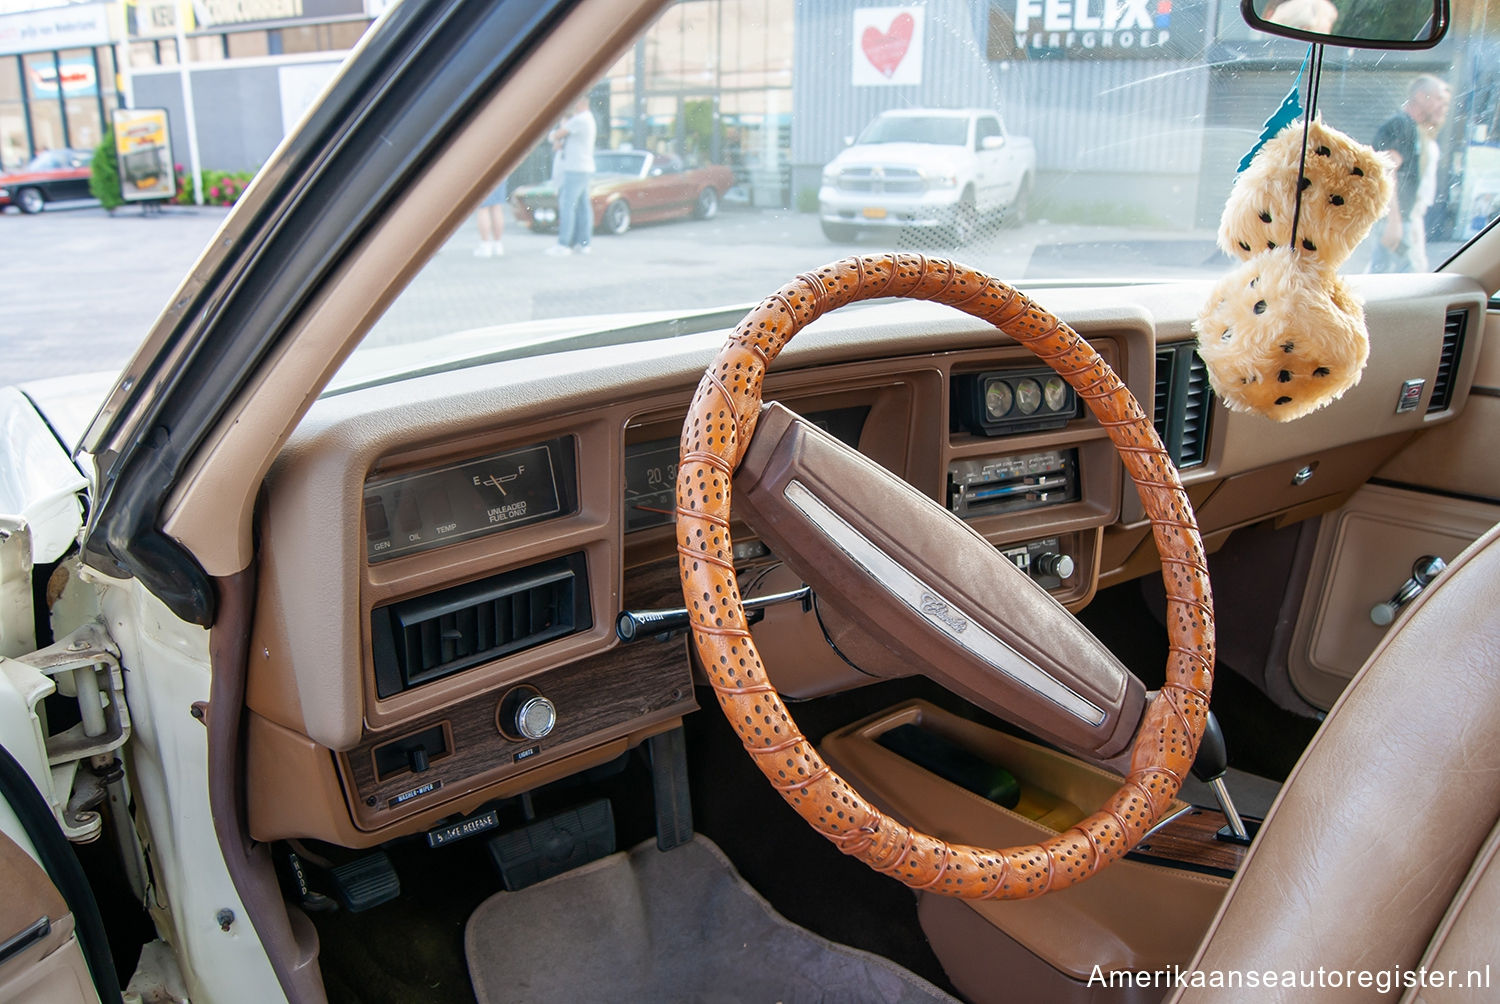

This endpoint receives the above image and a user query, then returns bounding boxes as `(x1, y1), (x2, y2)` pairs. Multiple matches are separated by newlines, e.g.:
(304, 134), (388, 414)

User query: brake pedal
(487, 798), (615, 891)
(329, 851), (401, 912)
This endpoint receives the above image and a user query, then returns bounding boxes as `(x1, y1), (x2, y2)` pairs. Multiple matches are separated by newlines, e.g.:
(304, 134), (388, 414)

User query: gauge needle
(632, 503), (675, 516)
(482, 473), (509, 496)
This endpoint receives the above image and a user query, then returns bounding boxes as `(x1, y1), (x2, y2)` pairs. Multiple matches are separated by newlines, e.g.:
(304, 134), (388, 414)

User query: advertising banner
(989, 0), (1209, 60)
(28, 57), (98, 99)
(852, 7), (924, 87)
(113, 108), (176, 202)
(0, 3), (112, 57)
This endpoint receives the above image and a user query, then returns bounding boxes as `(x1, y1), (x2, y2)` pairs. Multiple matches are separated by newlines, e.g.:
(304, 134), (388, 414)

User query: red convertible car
(510, 149), (734, 235)
(0, 148), (94, 214)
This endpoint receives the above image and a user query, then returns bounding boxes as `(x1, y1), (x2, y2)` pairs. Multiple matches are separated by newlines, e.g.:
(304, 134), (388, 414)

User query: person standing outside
(1370, 74), (1451, 273)
(473, 179), (507, 257)
(547, 96), (597, 256)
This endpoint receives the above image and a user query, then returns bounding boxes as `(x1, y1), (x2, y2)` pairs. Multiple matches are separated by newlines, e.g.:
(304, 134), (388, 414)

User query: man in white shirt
(547, 97), (598, 256)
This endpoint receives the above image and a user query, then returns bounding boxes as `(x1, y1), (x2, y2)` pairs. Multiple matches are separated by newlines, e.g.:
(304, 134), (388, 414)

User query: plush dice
(1195, 118), (1392, 422)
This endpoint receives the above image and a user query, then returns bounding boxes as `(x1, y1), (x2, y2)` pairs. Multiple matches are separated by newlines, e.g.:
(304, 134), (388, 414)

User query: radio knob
(1034, 552), (1075, 580)
(514, 695), (557, 740)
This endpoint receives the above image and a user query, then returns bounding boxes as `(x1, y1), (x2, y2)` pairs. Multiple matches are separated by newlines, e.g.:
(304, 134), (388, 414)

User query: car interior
(4, 0), (1500, 1001)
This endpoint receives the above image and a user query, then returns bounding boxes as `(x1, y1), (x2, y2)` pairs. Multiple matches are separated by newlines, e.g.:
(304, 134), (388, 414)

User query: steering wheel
(675, 255), (1214, 900)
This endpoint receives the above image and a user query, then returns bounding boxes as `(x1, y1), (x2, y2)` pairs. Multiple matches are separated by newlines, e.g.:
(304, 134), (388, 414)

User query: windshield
(855, 116), (969, 146)
(595, 151), (649, 176)
(342, 0), (1500, 386)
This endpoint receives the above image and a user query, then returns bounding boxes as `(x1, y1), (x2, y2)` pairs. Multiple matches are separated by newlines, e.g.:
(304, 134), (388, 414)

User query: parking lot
(3, 198), (1238, 386)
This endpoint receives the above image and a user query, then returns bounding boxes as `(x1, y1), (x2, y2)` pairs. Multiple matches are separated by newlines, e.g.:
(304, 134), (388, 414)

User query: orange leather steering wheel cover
(676, 255), (1214, 899)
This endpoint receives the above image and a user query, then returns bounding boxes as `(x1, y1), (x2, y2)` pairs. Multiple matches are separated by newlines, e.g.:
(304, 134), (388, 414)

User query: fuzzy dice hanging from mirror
(1195, 117), (1391, 421)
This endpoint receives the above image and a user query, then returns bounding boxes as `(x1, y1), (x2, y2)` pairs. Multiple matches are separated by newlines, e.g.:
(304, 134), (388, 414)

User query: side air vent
(1153, 344), (1213, 469)
(372, 553), (592, 698)
(1427, 309), (1468, 413)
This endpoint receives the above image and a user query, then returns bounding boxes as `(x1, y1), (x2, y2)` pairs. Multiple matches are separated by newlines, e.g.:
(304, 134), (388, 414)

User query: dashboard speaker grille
(372, 552), (592, 697)
(1427, 309), (1467, 413)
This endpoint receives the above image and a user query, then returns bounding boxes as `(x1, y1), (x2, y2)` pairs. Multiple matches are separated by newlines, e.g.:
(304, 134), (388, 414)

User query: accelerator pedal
(487, 798), (615, 891)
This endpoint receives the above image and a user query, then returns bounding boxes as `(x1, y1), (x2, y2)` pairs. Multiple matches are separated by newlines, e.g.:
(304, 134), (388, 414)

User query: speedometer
(623, 438), (680, 532)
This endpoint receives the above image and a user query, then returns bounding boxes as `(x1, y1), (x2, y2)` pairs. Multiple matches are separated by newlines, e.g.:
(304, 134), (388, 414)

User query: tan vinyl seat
(1170, 522), (1500, 1002)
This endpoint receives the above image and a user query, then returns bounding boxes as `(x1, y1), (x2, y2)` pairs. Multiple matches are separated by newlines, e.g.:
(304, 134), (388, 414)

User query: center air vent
(1153, 344), (1212, 469)
(372, 553), (591, 697)
(1427, 309), (1468, 414)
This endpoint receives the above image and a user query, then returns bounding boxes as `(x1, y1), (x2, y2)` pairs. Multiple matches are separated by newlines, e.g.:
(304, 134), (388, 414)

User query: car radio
(946, 448), (1079, 520)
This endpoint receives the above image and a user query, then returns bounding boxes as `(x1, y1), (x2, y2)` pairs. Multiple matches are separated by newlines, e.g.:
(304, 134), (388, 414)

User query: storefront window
(22, 53), (65, 151)
(57, 48), (103, 151)
(189, 35), (227, 62)
(226, 30), (271, 59)
(1, 57), (26, 169)
(325, 21), (369, 51)
(598, 0), (793, 196)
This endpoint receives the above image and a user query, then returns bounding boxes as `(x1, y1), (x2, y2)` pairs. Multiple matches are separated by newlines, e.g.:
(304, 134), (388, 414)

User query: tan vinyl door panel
(0, 830), (97, 1004)
(1288, 484), (1500, 709)
(1287, 306), (1499, 710)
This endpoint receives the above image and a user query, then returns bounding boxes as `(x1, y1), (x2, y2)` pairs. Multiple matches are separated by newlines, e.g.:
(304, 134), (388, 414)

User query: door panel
(1287, 485), (1500, 708)
(0, 829), (97, 1004)
(1284, 309), (1498, 710)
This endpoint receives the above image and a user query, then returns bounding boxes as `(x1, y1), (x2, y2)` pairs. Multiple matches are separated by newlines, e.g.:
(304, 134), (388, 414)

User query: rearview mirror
(1242, 0), (1448, 49)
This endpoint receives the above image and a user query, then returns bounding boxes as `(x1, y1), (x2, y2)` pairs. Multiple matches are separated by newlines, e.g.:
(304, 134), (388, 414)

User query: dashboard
(241, 275), (1485, 848)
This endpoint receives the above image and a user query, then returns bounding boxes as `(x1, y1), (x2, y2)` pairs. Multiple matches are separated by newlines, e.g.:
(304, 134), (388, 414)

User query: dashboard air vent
(1153, 344), (1212, 469)
(1427, 309), (1467, 413)
(372, 552), (592, 697)
(1179, 350), (1211, 467)
(1153, 349), (1172, 448)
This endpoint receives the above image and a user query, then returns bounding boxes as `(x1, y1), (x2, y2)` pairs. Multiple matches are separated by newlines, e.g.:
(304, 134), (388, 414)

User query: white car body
(817, 108), (1035, 239)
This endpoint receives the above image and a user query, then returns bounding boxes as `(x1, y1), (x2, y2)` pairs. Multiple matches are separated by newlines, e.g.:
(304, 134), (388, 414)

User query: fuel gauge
(1014, 377), (1042, 415)
(1043, 375), (1069, 412)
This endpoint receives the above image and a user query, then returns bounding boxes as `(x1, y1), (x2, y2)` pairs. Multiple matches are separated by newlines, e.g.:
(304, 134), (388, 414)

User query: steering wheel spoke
(678, 255), (1214, 900)
(734, 402), (1146, 761)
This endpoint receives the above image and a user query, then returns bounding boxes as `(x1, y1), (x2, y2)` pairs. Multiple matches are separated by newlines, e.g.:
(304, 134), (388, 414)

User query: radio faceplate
(947, 448), (1080, 520)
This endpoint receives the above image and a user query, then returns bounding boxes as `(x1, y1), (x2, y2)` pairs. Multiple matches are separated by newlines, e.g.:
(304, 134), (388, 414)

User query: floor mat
(465, 834), (958, 1004)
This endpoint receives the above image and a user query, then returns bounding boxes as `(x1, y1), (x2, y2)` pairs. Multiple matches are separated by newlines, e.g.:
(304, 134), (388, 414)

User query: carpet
(466, 833), (957, 1004)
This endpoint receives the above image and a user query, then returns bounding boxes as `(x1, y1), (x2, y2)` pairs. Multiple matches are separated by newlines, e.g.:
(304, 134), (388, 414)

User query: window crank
(1369, 555), (1446, 626)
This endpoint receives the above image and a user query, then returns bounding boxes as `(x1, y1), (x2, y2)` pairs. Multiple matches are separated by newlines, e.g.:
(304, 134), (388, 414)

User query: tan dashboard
(240, 273), (1487, 848)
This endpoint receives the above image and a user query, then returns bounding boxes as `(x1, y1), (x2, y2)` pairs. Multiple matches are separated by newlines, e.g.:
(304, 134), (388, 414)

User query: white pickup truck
(818, 107), (1035, 243)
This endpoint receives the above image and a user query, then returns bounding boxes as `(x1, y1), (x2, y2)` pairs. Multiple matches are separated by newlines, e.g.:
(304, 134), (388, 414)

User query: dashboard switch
(515, 696), (557, 740)
(1034, 552), (1075, 580)
(500, 686), (557, 741)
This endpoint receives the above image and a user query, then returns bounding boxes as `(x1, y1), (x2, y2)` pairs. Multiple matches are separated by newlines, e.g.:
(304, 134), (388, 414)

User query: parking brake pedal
(488, 798), (615, 891)
(329, 851), (400, 912)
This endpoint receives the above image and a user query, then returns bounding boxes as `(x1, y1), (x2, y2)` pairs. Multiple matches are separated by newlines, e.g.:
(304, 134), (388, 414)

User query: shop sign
(113, 107), (177, 203)
(188, 0), (364, 28)
(0, 3), (113, 56)
(128, 0), (193, 40)
(990, 0), (1208, 60)
(852, 7), (924, 86)
(29, 57), (98, 99)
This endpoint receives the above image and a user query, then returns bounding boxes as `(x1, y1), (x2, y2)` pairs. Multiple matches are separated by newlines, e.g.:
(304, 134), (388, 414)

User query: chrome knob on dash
(1034, 552), (1075, 580)
(515, 695), (557, 740)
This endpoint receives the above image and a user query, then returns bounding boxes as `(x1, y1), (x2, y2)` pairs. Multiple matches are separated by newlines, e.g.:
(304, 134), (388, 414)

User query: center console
(821, 700), (1241, 1004)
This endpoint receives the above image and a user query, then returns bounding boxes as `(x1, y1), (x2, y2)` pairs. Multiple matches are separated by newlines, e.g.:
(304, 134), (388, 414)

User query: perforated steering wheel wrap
(676, 255), (1214, 899)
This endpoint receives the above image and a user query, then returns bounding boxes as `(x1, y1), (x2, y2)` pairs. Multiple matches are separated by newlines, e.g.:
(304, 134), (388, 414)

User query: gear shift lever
(1191, 711), (1250, 841)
